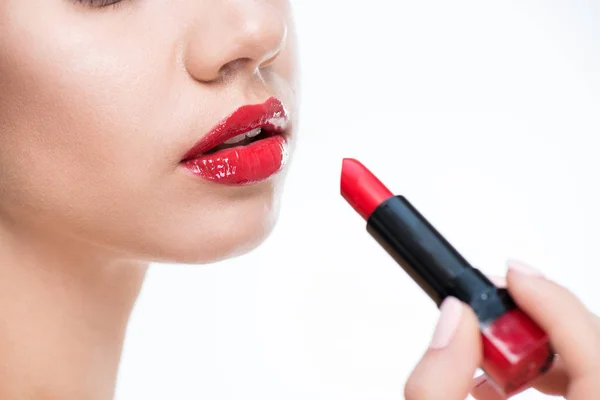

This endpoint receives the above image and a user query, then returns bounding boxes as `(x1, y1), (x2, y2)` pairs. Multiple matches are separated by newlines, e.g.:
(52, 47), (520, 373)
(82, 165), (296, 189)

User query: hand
(403, 260), (600, 399)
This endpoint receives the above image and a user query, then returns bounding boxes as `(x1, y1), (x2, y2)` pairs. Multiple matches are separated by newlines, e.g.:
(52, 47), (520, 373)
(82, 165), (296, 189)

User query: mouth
(197, 126), (279, 155)
(181, 97), (290, 185)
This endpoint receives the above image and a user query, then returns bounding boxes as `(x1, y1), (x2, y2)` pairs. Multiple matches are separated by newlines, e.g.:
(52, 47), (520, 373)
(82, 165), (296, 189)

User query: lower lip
(182, 135), (288, 185)
(340, 158), (555, 397)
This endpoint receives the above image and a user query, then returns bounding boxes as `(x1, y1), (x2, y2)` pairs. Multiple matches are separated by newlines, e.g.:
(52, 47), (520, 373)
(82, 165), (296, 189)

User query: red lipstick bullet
(341, 158), (554, 397)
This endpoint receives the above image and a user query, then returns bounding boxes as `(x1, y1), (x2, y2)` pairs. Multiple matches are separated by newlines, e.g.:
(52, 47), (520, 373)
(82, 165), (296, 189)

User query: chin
(165, 215), (279, 265)
(134, 188), (283, 265)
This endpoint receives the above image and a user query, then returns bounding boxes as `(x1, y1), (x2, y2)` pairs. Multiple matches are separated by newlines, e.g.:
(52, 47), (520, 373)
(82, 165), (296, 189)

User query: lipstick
(181, 97), (290, 185)
(340, 158), (554, 396)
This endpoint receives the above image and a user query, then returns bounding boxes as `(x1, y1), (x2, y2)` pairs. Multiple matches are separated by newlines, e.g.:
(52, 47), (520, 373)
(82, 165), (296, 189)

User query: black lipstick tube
(368, 195), (554, 395)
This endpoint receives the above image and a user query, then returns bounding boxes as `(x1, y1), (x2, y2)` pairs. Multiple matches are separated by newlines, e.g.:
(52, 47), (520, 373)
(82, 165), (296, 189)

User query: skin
(405, 262), (600, 400)
(0, 0), (297, 398)
(0, 2), (596, 400)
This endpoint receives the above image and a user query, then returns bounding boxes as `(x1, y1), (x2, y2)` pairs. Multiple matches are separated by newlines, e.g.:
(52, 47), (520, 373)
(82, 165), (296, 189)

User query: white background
(116, 1), (600, 399)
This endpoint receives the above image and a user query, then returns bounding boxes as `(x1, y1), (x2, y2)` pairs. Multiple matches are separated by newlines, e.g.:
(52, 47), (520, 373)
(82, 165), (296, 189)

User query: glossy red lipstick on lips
(181, 97), (289, 185)
(341, 158), (554, 397)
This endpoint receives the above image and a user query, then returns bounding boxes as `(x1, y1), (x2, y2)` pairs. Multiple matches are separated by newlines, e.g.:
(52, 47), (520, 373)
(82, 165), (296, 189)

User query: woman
(0, 1), (597, 399)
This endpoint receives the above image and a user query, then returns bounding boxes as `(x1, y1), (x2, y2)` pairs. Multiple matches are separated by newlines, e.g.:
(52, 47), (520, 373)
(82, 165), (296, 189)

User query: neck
(0, 223), (147, 400)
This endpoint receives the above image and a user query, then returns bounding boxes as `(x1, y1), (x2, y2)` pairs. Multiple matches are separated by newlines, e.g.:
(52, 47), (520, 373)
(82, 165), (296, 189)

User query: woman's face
(0, 0), (298, 263)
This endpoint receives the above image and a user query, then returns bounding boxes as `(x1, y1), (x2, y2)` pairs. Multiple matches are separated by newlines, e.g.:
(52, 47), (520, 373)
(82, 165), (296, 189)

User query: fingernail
(507, 259), (544, 277)
(471, 377), (505, 399)
(472, 375), (488, 389)
(429, 297), (463, 349)
(488, 275), (507, 288)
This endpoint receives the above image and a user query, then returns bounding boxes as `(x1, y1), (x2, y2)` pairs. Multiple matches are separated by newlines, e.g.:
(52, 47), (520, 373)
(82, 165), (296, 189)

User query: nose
(184, 1), (287, 83)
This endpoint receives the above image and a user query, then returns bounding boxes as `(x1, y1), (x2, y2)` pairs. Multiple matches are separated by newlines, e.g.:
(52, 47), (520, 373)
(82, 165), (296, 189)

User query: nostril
(258, 51), (281, 69)
(218, 58), (253, 79)
(183, 4), (287, 84)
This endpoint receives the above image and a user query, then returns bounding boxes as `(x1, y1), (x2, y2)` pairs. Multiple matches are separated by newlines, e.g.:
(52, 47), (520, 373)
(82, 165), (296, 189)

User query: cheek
(0, 18), (182, 217)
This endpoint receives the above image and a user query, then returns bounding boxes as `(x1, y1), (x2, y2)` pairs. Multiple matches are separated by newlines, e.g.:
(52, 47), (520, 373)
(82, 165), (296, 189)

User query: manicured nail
(488, 275), (507, 288)
(472, 375), (488, 389)
(507, 259), (544, 277)
(471, 376), (505, 399)
(429, 297), (463, 349)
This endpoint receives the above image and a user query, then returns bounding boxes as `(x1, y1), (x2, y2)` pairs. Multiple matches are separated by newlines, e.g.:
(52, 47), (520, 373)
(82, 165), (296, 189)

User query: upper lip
(182, 97), (289, 161)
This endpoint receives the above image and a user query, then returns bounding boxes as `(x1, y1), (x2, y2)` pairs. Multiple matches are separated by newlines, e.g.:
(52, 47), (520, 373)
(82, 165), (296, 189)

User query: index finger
(507, 260), (600, 380)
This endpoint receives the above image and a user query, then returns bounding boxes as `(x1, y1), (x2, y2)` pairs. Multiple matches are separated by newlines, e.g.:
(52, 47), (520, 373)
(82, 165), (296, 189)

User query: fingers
(475, 268), (597, 399)
(506, 260), (600, 380)
(404, 297), (481, 400)
(487, 272), (566, 390)
(474, 264), (599, 399)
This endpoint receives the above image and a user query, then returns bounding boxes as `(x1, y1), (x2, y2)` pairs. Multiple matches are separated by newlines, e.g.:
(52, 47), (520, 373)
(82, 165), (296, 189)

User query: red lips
(181, 97), (290, 185)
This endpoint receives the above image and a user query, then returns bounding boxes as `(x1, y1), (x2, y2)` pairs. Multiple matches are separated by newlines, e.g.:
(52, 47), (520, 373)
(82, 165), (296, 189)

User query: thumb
(405, 297), (482, 400)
